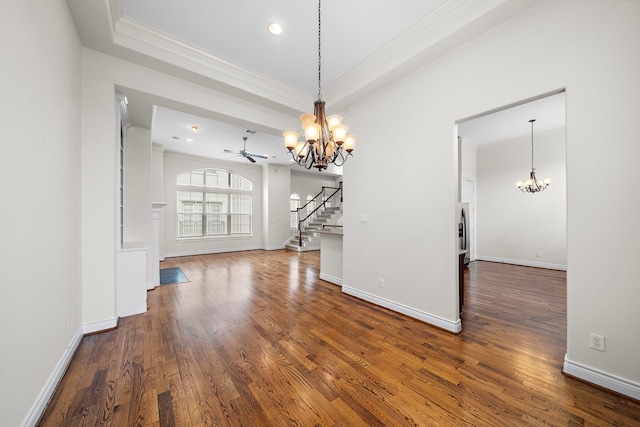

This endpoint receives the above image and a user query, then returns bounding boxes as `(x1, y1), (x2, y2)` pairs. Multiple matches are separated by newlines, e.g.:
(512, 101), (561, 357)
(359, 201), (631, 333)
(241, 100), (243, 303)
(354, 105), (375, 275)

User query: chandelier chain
(531, 119), (535, 170)
(282, 0), (356, 171)
(317, 0), (322, 100)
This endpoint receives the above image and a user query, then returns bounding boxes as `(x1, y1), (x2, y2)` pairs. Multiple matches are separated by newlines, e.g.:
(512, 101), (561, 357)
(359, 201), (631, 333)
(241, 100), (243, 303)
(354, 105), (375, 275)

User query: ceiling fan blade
(247, 152), (268, 160)
(223, 149), (237, 154)
(246, 156), (256, 163)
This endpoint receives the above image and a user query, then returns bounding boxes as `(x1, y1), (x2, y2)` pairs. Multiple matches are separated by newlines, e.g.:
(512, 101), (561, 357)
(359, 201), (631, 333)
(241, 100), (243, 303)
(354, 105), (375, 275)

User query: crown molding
(94, 0), (538, 114)
(109, 0), (124, 32)
(325, 0), (541, 109)
(112, 14), (311, 112)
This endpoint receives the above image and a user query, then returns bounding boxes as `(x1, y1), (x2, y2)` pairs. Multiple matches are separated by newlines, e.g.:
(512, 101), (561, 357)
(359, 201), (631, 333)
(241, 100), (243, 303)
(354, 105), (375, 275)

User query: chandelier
(516, 119), (550, 193)
(283, 0), (356, 171)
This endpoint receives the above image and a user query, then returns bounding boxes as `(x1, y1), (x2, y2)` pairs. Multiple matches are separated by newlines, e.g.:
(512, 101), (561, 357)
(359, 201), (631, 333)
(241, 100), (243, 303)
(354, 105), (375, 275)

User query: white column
(151, 202), (168, 288)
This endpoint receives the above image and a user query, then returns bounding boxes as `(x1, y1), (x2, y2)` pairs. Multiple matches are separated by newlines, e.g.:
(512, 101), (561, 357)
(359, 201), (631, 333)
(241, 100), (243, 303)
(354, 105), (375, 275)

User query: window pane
(202, 170), (228, 189)
(204, 169), (217, 187)
(230, 194), (251, 213)
(178, 213), (202, 237)
(230, 214), (251, 234)
(230, 174), (252, 190)
(191, 170), (204, 186)
(205, 212), (225, 235)
(206, 193), (228, 213)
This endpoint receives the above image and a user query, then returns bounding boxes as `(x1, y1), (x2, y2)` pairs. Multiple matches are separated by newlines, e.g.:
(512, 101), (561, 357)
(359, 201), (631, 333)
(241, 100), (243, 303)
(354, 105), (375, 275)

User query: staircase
(285, 183), (342, 252)
(285, 206), (342, 251)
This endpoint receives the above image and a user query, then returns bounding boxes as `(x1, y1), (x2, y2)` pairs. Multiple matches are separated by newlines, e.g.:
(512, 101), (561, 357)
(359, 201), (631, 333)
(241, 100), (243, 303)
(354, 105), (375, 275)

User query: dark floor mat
(159, 267), (189, 285)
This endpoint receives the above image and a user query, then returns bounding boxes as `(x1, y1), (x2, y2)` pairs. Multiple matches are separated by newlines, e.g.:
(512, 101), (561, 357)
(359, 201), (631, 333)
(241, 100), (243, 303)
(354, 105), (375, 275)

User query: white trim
(113, 16), (310, 112)
(82, 318), (118, 335)
(319, 273), (343, 286)
(563, 356), (640, 400)
(264, 245), (285, 251)
(21, 327), (83, 427)
(477, 255), (566, 271)
(164, 245), (263, 259)
(147, 281), (155, 290)
(342, 286), (462, 334)
(326, 0), (541, 108)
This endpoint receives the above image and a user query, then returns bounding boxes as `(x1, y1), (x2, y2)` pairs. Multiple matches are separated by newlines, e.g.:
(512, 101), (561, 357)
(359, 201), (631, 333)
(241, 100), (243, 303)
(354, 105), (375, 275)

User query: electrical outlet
(378, 279), (384, 288)
(589, 333), (605, 352)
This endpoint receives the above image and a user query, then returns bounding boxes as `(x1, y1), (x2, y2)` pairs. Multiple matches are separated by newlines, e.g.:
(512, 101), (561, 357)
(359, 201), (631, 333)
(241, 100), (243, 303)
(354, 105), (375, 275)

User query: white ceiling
(458, 91), (566, 145)
(122, 0), (448, 94)
(67, 0), (558, 170)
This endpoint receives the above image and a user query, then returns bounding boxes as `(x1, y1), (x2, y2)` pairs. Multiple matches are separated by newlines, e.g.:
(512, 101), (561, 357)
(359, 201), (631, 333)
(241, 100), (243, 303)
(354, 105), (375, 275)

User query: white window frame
(177, 169), (253, 239)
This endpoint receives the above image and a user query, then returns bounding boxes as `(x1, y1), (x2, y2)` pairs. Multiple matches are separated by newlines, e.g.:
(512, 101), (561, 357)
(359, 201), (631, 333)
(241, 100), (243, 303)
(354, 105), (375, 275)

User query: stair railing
(294, 182), (342, 247)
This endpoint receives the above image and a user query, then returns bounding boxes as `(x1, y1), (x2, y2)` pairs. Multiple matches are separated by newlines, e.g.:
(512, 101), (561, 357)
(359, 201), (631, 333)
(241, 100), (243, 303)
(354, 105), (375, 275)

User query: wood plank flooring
(38, 251), (640, 426)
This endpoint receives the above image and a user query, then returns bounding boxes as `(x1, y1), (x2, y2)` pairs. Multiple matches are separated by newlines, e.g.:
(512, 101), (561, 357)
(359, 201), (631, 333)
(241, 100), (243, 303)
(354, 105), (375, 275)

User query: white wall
(290, 170), (341, 203)
(124, 126), (153, 284)
(152, 144), (166, 259)
(343, 0), (640, 397)
(262, 165), (291, 250)
(0, 0), (83, 425)
(162, 152), (264, 256)
(460, 137), (477, 189)
(476, 128), (566, 268)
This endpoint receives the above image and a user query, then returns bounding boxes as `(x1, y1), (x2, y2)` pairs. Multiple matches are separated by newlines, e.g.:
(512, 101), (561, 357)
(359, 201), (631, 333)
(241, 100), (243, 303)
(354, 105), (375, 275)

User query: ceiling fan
(224, 136), (269, 163)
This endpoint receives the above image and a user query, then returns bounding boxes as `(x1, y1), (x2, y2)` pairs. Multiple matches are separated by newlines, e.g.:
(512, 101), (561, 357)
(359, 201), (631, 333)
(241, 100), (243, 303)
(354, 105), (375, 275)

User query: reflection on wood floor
(38, 250), (640, 426)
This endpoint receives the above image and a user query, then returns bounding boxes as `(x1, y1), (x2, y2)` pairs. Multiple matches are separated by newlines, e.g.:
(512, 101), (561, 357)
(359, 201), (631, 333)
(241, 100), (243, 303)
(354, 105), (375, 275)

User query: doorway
(456, 90), (566, 271)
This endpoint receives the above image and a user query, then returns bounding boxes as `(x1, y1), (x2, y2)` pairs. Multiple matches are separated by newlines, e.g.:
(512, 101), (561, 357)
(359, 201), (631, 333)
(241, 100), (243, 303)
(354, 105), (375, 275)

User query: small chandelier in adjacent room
(516, 119), (551, 193)
(283, 0), (357, 171)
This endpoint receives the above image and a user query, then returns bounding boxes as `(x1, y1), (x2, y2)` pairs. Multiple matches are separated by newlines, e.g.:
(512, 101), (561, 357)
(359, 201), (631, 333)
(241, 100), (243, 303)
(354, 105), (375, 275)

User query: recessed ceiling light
(191, 125), (199, 132)
(186, 138), (193, 142)
(268, 23), (283, 36)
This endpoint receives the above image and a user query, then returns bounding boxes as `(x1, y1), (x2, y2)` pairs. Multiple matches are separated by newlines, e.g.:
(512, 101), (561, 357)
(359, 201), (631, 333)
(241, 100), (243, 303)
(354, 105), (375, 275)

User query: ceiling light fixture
(190, 125), (199, 132)
(283, 0), (357, 171)
(268, 23), (283, 35)
(516, 119), (550, 193)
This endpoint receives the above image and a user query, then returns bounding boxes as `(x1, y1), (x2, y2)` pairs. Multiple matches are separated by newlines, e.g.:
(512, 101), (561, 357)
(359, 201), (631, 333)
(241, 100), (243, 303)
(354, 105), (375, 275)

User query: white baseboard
(477, 256), (566, 271)
(164, 245), (262, 258)
(21, 327), (84, 427)
(147, 281), (155, 290)
(264, 245), (285, 251)
(319, 273), (342, 286)
(563, 356), (640, 400)
(82, 317), (118, 335)
(342, 286), (461, 333)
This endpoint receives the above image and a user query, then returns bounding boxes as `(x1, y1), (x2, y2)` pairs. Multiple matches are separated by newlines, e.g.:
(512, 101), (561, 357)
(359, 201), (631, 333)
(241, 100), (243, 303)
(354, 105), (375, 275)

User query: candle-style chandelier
(283, 0), (357, 171)
(516, 119), (551, 193)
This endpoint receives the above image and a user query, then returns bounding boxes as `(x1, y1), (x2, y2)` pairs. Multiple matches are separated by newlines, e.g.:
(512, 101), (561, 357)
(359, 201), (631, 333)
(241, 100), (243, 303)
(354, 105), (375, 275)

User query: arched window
(176, 169), (252, 238)
(306, 194), (315, 215)
(290, 193), (300, 229)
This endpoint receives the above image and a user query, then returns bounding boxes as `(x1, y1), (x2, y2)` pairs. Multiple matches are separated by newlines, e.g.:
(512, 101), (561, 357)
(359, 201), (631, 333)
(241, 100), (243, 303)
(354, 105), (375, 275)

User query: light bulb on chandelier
(516, 119), (551, 193)
(283, 0), (357, 171)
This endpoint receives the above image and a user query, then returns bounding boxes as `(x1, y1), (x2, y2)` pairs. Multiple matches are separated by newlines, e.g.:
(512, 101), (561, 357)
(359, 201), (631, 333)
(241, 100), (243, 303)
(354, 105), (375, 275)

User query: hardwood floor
(38, 251), (640, 426)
